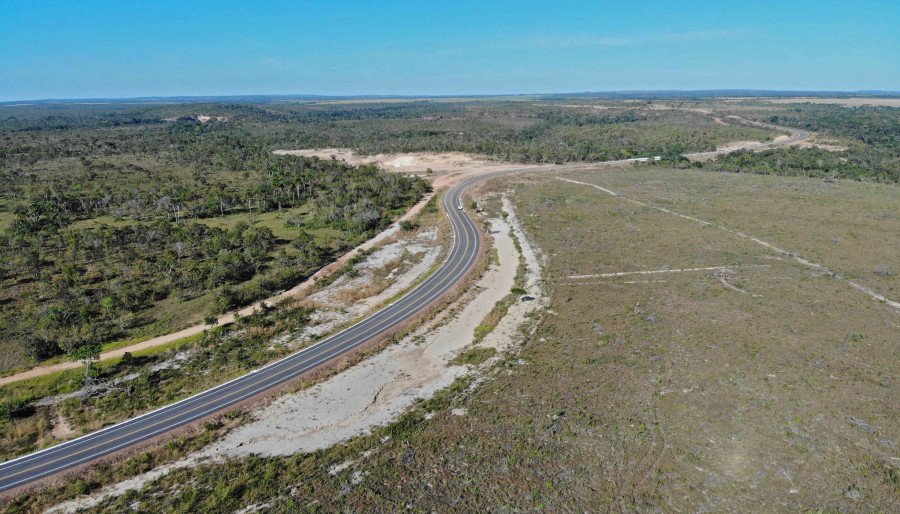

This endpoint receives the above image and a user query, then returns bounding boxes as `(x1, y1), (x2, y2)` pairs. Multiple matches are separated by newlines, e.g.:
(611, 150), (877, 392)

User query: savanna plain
(0, 96), (896, 512)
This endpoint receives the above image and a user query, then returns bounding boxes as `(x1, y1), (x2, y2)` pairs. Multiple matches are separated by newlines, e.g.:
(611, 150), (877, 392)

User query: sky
(1, 0), (898, 101)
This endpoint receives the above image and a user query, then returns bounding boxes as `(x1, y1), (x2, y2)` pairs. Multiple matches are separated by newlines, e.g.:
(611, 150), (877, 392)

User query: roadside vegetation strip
(566, 265), (770, 280)
(0, 333), (205, 417)
(0, 193), (449, 465)
(554, 176), (900, 311)
(2, 410), (253, 512)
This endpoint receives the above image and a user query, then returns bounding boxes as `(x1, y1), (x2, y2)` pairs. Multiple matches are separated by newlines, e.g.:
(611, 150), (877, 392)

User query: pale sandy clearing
(714, 134), (844, 153)
(273, 148), (529, 174)
(194, 114), (228, 123)
(792, 136), (849, 152)
(273, 148), (555, 191)
(294, 228), (442, 342)
(716, 139), (771, 152)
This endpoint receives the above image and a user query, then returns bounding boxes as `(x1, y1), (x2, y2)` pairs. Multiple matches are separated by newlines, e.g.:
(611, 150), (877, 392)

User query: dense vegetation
(262, 102), (775, 163)
(703, 146), (899, 182)
(716, 104), (900, 182)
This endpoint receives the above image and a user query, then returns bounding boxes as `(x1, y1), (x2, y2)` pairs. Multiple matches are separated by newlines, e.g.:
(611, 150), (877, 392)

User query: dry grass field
(301, 167), (896, 512)
(497, 168), (899, 510)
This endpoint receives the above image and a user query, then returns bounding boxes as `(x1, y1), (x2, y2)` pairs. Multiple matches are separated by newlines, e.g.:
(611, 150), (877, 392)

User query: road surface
(0, 124), (810, 492)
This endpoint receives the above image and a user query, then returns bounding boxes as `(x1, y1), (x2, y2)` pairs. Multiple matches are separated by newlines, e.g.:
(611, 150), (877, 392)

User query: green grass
(193, 204), (311, 239)
(448, 347), (497, 366)
(0, 211), (14, 232)
(0, 333), (204, 404)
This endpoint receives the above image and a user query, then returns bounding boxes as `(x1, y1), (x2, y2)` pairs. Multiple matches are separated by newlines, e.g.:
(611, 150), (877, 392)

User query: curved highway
(0, 178), (487, 492)
(0, 119), (810, 492)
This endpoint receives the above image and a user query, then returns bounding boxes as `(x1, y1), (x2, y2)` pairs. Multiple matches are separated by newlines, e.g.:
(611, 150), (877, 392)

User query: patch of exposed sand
(272, 148), (552, 190)
(197, 115), (228, 122)
(716, 140), (768, 152)
(296, 229), (442, 341)
(50, 197), (546, 513)
(273, 148), (491, 173)
(50, 413), (75, 440)
(715, 134), (844, 153)
(202, 206), (538, 458)
(275, 148), (517, 173)
(792, 137), (849, 152)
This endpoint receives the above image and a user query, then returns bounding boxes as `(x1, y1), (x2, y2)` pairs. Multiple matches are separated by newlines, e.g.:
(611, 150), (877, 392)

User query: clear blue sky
(1, 0), (898, 100)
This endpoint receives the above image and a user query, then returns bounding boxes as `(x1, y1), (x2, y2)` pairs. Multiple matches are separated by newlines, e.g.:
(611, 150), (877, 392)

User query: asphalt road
(0, 123), (809, 492)
(0, 177), (489, 492)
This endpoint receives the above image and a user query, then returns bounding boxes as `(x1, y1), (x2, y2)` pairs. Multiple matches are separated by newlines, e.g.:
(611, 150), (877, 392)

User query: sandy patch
(272, 149), (492, 173)
(50, 197), (546, 513)
(272, 148), (553, 190)
(716, 140), (767, 152)
(715, 134), (794, 152)
(792, 137), (849, 152)
(50, 413), (75, 440)
(201, 210), (530, 458)
(716, 134), (845, 153)
(295, 229), (442, 341)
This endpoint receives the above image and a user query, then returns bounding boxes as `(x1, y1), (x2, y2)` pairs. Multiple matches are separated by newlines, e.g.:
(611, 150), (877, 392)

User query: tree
(70, 343), (102, 393)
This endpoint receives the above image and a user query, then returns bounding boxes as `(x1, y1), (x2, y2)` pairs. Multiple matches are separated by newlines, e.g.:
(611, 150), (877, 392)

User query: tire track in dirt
(554, 176), (900, 311)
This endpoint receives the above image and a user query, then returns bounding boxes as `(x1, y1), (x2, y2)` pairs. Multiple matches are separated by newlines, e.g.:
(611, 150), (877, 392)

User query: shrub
(399, 220), (419, 231)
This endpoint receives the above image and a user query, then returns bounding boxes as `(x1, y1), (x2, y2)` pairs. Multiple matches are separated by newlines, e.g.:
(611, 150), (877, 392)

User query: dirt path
(0, 194), (435, 387)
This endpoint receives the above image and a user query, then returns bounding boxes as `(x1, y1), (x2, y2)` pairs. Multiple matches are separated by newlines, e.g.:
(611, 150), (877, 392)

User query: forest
(711, 103), (900, 182)
(0, 108), (429, 372)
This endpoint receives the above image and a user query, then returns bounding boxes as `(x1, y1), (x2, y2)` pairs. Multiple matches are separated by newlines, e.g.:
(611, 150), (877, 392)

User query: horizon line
(3, 88), (900, 105)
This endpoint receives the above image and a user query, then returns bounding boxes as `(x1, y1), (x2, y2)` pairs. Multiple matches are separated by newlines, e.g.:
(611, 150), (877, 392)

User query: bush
(449, 347), (497, 366)
(0, 396), (35, 422)
(399, 220), (419, 231)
